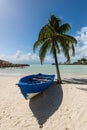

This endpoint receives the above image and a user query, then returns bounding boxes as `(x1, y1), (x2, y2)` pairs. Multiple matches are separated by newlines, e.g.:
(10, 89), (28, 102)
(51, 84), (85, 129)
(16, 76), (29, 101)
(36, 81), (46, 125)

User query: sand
(0, 75), (87, 130)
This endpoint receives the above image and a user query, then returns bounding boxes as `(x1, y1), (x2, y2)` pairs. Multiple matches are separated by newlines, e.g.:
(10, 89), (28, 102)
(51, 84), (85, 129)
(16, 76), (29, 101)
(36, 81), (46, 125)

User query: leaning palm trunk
(53, 45), (62, 84)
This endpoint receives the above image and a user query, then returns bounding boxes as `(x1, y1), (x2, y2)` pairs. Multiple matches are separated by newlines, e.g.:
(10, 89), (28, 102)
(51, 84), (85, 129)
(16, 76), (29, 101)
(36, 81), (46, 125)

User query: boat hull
(17, 73), (55, 99)
(27, 92), (40, 99)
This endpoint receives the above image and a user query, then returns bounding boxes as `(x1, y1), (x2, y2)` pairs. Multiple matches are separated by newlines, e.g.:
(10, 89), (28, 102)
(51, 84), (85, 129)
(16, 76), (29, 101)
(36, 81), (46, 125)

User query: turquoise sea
(0, 64), (87, 77)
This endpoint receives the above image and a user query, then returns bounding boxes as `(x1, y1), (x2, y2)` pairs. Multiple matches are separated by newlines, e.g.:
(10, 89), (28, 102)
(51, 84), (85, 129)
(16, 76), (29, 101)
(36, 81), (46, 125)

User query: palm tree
(33, 15), (77, 84)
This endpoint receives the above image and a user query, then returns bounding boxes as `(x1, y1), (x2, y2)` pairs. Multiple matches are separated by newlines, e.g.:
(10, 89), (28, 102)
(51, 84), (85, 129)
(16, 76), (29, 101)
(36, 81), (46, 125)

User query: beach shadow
(76, 87), (87, 91)
(29, 81), (63, 128)
(62, 78), (87, 85)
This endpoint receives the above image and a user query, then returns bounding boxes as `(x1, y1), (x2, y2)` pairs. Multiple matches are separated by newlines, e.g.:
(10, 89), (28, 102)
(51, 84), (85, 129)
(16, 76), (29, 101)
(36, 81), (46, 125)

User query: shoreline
(0, 75), (87, 130)
(0, 64), (87, 74)
(0, 73), (87, 80)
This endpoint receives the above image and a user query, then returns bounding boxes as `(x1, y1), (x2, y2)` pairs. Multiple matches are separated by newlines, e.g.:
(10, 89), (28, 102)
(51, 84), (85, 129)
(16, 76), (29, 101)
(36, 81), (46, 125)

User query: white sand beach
(0, 75), (87, 130)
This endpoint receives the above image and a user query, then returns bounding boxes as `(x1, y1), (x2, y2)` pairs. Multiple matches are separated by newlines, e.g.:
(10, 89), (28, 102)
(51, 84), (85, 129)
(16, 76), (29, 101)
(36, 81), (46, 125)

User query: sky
(0, 0), (87, 64)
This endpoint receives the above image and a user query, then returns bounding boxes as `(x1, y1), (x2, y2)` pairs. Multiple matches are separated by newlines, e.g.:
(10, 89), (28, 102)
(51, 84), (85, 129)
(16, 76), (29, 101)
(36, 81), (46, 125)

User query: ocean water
(0, 64), (87, 77)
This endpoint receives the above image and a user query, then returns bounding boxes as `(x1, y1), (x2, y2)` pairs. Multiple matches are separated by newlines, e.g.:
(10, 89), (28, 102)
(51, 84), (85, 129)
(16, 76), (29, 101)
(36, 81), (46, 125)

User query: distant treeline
(52, 58), (87, 65)
(73, 58), (87, 65)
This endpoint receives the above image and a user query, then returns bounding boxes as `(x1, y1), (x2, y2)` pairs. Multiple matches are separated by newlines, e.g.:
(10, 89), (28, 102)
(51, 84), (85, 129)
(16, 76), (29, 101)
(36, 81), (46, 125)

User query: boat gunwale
(18, 74), (55, 86)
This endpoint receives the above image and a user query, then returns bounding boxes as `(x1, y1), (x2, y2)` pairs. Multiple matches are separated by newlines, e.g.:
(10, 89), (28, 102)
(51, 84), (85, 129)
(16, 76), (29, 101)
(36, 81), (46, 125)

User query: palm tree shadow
(76, 87), (87, 91)
(29, 81), (63, 128)
(62, 78), (87, 85)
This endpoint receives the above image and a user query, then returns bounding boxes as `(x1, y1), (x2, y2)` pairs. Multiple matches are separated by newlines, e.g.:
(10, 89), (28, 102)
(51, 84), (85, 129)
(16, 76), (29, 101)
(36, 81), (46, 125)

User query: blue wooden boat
(17, 73), (55, 99)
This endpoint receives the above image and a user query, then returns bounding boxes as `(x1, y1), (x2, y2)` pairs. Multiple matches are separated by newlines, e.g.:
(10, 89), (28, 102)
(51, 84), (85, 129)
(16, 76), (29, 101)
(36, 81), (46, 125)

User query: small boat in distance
(17, 73), (55, 99)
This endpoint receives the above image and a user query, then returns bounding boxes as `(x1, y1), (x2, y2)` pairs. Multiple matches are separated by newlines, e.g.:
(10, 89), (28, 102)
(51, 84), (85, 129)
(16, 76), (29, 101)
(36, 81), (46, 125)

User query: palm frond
(33, 40), (42, 52)
(55, 42), (60, 53)
(71, 44), (75, 56)
(47, 24), (56, 34)
(38, 25), (52, 41)
(48, 15), (61, 28)
(50, 42), (60, 60)
(56, 34), (77, 44)
(60, 42), (70, 61)
(58, 24), (71, 33)
(50, 44), (55, 58)
(56, 34), (76, 59)
(39, 39), (51, 64)
(64, 34), (77, 44)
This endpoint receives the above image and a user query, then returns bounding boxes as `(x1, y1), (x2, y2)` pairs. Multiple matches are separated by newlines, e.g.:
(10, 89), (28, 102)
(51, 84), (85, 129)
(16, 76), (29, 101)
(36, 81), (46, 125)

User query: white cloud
(73, 26), (87, 60)
(0, 50), (54, 64)
(76, 26), (87, 45)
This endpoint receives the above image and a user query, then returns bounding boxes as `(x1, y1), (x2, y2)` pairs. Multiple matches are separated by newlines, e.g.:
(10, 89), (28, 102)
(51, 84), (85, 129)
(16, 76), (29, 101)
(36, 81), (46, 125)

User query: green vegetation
(73, 58), (87, 65)
(33, 15), (77, 84)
